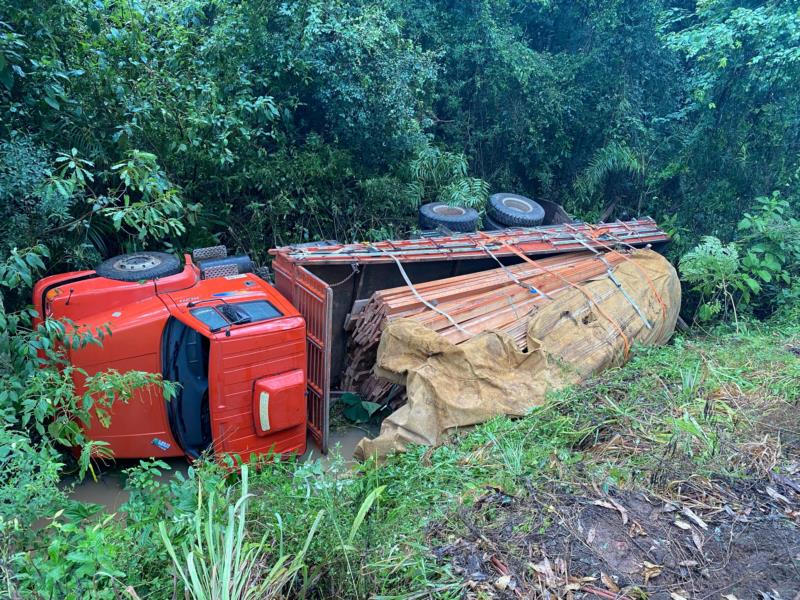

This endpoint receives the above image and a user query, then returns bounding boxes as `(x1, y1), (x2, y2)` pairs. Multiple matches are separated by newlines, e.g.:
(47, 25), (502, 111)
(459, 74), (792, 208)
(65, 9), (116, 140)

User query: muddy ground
(434, 466), (800, 599)
(67, 425), (366, 510)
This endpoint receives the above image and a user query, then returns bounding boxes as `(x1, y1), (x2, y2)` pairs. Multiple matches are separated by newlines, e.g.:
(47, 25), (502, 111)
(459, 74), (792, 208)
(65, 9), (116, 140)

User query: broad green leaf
(0, 68), (12, 91)
(348, 485), (386, 544)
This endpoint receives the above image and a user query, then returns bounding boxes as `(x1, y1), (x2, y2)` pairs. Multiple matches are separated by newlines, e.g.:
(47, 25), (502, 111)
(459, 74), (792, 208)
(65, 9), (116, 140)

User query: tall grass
(159, 465), (323, 600)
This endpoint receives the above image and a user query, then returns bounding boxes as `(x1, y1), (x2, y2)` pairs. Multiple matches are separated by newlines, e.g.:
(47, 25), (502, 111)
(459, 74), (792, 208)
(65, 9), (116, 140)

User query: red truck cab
(33, 250), (307, 460)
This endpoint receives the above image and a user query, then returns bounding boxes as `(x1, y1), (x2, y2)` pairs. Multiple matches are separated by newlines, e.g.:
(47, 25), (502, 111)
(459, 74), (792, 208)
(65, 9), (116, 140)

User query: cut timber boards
(343, 250), (630, 404)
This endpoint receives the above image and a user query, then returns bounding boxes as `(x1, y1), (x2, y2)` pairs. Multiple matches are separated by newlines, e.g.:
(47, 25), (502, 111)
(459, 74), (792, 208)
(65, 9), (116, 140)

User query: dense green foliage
(2, 0), (800, 598)
(680, 194), (800, 322)
(3, 0), (799, 268)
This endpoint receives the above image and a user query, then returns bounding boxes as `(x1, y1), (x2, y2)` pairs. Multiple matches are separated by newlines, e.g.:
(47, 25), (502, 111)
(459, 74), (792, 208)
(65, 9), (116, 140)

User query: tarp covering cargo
(355, 249), (680, 460)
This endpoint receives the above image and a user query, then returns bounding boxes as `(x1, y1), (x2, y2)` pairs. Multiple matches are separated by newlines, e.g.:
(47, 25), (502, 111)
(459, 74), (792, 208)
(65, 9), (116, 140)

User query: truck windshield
(190, 300), (283, 331)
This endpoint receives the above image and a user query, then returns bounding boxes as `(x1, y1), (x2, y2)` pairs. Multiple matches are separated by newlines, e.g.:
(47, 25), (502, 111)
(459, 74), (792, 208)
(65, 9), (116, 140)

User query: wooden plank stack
(342, 250), (628, 404)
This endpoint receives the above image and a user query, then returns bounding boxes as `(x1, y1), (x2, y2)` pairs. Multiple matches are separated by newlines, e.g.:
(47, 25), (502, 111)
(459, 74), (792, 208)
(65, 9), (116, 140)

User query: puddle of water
(69, 426), (368, 510)
(64, 457), (189, 513)
(301, 424), (367, 464)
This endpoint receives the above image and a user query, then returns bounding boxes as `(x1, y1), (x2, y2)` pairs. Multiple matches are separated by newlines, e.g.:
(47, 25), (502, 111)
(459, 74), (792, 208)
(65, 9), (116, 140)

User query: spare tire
(95, 251), (182, 282)
(488, 193), (545, 227)
(419, 203), (479, 233)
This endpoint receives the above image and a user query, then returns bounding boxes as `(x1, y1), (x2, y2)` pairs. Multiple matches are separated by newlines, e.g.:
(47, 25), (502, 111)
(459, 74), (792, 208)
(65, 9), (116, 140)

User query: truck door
(161, 317), (212, 458)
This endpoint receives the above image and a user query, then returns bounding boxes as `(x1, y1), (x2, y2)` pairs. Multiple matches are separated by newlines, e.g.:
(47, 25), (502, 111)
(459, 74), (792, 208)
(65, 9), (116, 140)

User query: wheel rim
(501, 197), (533, 213)
(432, 205), (466, 216)
(112, 254), (162, 272)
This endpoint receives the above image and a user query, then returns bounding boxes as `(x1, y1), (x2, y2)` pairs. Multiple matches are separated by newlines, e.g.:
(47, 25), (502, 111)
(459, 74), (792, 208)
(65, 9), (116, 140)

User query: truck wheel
(488, 193), (545, 227)
(419, 203), (479, 233)
(95, 252), (182, 282)
(482, 215), (507, 231)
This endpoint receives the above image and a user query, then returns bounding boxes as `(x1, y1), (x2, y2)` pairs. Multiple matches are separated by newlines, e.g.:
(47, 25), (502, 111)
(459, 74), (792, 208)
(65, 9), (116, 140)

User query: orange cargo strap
(477, 231), (632, 357)
(473, 237), (552, 299)
(573, 223), (669, 324)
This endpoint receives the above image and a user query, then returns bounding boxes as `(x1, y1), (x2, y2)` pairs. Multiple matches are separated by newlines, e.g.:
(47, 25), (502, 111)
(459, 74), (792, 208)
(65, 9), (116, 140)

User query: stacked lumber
(343, 250), (628, 403)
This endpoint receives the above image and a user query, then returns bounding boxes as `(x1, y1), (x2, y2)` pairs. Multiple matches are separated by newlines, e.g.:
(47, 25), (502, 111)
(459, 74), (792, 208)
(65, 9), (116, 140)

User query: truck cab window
(190, 300), (283, 331)
(190, 306), (228, 330)
(233, 300), (282, 322)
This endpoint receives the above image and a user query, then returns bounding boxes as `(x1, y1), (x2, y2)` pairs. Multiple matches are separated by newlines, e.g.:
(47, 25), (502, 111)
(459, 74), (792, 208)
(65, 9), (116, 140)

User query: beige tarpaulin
(355, 250), (680, 460)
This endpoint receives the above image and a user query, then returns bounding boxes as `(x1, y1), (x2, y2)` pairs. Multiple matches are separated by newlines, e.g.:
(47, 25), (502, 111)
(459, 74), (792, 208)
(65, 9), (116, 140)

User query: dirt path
(434, 470), (800, 599)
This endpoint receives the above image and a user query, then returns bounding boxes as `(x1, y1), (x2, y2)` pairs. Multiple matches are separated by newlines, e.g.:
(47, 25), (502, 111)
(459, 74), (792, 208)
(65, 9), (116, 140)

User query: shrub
(680, 236), (747, 322)
(680, 194), (800, 323)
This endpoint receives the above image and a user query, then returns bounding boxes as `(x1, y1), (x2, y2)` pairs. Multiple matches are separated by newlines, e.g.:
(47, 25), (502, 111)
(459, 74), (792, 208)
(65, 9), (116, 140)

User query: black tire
(488, 193), (545, 227)
(418, 203), (479, 233)
(482, 215), (507, 231)
(95, 251), (182, 282)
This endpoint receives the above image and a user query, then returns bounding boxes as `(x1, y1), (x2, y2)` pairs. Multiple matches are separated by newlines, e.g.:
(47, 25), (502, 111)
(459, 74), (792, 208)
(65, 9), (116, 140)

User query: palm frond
(575, 141), (643, 200)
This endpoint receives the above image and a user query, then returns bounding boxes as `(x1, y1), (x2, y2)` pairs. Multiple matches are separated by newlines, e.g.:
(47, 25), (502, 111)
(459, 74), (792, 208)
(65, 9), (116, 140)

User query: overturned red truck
(34, 215), (670, 460)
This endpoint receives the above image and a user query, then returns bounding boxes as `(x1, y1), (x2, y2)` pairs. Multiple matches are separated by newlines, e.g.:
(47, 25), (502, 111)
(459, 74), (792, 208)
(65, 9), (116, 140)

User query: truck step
(202, 264), (239, 279)
(192, 245), (228, 261)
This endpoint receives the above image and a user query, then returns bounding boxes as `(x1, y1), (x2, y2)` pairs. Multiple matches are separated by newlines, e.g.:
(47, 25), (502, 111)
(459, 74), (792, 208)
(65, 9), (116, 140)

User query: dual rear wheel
(418, 193), (545, 233)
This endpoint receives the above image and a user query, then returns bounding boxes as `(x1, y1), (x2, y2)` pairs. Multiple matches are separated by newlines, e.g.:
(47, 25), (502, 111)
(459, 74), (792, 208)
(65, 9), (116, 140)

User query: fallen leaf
(682, 507), (708, 530)
(721, 595), (739, 600)
(670, 593), (689, 600)
(593, 498), (629, 525)
(586, 525), (597, 544)
(674, 519), (692, 530)
(771, 471), (800, 494)
(495, 575), (512, 591)
(554, 556), (567, 575)
(766, 486), (792, 505)
(691, 529), (704, 553)
(629, 520), (646, 537)
(530, 558), (553, 577)
(608, 496), (629, 525)
(642, 561), (663, 584)
(679, 560), (699, 567)
(530, 557), (559, 588)
(661, 502), (679, 513)
(601, 572), (620, 593)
